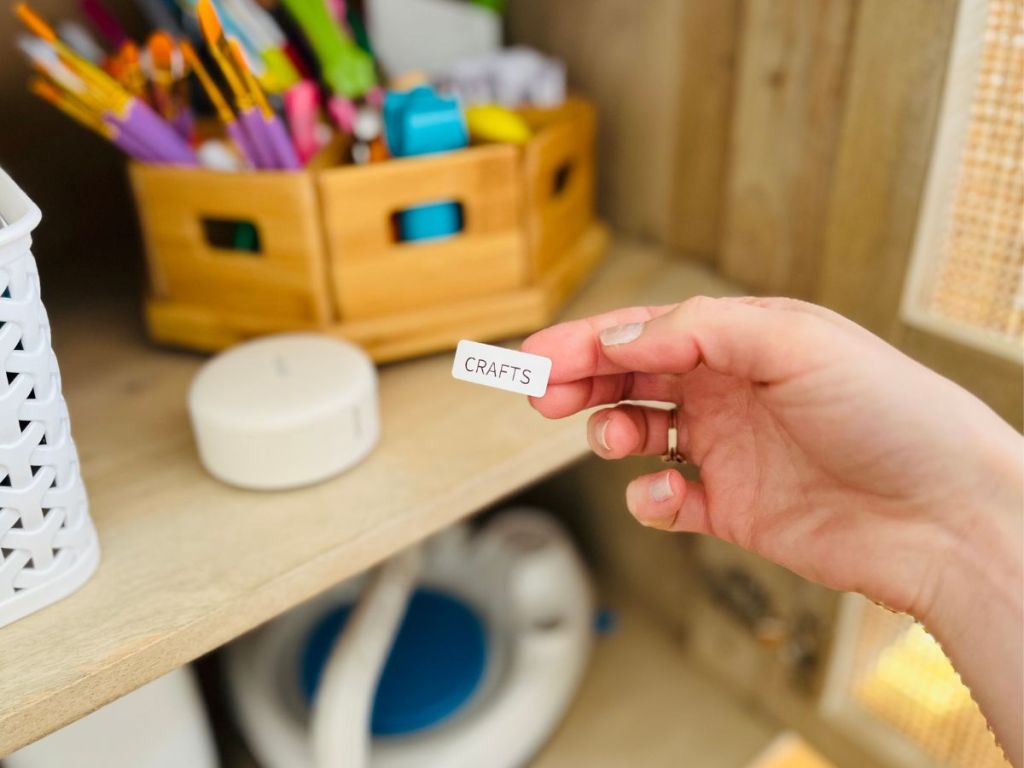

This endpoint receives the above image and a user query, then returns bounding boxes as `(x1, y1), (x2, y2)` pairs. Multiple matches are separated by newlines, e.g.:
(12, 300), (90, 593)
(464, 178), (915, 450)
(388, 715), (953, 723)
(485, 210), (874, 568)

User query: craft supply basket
(0, 168), (99, 628)
(133, 98), (608, 362)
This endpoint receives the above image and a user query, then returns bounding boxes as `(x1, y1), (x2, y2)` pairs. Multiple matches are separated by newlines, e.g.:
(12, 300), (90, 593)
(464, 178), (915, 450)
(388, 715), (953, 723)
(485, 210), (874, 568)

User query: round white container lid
(188, 334), (380, 490)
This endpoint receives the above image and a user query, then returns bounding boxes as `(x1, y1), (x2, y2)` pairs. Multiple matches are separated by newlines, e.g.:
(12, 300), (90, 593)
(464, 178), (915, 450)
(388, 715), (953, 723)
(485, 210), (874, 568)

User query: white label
(451, 340), (551, 397)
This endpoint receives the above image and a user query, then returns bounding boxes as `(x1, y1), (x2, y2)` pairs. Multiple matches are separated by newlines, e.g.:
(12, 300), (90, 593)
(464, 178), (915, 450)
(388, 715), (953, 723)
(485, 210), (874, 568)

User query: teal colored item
(299, 588), (488, 736)
(383, 86), (469, 242)
(232, 222), (260, 253)
(398, 203), (464, 242)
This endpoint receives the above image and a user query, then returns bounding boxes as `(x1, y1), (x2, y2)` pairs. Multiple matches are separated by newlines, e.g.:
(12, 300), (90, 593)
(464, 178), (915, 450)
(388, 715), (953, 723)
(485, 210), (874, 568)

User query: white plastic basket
(0, 168), (99, 628)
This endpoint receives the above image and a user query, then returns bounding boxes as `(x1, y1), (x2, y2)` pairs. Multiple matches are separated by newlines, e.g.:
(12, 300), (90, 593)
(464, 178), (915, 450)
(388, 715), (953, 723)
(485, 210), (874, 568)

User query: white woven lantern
(0, 168), (99, 628)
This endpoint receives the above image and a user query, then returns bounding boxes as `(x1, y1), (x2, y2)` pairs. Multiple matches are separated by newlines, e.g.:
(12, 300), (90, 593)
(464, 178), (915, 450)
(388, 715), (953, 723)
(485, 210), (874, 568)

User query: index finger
(520, 304), (677, 384)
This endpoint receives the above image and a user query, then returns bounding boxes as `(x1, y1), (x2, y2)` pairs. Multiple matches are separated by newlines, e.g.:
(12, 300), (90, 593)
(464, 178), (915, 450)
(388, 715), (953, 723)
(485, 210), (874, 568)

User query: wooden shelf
(0, 239), (739, 755)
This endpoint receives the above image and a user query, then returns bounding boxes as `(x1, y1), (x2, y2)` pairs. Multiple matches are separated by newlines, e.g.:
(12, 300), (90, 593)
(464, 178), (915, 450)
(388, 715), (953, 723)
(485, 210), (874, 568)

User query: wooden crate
(318, 144), (528, 320)
(521, 99), (597, 276)
(132, 164), (332, 351)
(135, 99), (606, 361)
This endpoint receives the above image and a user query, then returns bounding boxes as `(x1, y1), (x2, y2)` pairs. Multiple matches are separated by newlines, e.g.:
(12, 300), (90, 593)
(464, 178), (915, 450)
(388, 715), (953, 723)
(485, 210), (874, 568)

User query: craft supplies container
(0, 168), (99, 628)
(132, 97), (607, 362)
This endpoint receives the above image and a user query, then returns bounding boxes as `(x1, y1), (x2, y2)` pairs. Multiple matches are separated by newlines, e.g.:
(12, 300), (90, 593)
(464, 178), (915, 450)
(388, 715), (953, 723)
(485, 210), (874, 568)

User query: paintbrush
(219, 0), (298, 93)
(146, 33), (176, 118)
(196, 0), (273, 168)
(17, 34), (87, 95)
(30, 76), (157, 161)
(180, 39), (258, 168)
(228, 37), (299, 168)
(147, 33), (195, 139)
(56, 20), (105, 64)
(113, 41), (146, 97)
(16, 3), (198, 166)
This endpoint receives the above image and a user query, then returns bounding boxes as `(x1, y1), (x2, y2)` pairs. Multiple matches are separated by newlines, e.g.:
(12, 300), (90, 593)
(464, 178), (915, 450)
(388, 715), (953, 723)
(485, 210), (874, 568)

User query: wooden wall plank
(508, 0), (739, 258)
(666, 0), (741, 262)
(719, 0), (856, 296)
(816, 0), (959, 330)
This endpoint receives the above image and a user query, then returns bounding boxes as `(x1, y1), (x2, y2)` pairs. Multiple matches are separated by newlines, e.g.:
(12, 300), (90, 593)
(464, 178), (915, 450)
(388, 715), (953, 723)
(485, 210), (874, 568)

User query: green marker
(279, 0), (376, 98)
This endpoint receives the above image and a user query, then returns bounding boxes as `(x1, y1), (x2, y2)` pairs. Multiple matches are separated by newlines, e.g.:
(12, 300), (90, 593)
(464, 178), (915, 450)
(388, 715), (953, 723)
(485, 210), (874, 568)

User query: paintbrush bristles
(29, 76), (109, 136)
(149, 32), (174, 68)
(196, 0), (224, 43)
(14, 3), (56, 42)
(30, 77), (61, 102)
(16, 3), (134, 112)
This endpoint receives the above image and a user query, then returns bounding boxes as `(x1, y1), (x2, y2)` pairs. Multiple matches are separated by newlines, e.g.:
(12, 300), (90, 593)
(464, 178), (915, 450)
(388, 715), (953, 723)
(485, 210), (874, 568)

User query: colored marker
(283, 80), (319, 164)
(279, 0), (376, 98)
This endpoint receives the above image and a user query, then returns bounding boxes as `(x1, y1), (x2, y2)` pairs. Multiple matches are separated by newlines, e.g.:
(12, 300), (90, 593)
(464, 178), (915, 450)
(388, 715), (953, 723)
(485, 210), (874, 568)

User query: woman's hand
(523, 296), (1022, 764)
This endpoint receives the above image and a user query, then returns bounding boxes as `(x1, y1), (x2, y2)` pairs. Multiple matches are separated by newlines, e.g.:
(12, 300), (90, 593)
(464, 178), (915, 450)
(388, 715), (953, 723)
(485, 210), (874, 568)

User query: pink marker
(284, 80), (320, 164)
(328, 95), (357, 134)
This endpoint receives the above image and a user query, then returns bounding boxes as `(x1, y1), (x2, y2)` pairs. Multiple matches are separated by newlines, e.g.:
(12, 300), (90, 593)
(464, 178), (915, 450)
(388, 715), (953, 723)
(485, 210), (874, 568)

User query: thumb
(598, 296), (829, 382)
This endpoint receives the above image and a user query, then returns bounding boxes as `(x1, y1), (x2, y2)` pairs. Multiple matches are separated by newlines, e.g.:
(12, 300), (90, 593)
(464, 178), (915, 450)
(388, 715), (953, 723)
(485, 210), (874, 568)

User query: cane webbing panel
(927, 0), (1023, 345)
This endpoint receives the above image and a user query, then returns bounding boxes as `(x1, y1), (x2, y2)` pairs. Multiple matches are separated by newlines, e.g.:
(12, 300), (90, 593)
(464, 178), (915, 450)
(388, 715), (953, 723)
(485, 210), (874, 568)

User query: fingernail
(600, 322), (645, 346)
(650, 472), (675, 502)
(595, 418), (611, 452)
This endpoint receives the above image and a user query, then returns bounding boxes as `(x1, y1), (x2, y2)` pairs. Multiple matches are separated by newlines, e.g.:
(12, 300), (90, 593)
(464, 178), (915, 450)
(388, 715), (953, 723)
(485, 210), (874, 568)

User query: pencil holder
(0, 168), (99, 629)
(137, 97), (608, 362)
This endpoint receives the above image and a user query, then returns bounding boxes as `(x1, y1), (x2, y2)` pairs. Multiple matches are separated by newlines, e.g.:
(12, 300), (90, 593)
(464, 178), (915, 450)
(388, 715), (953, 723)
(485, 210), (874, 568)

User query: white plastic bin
(0, 168), (99, 628)
(6, 666), (219, 768)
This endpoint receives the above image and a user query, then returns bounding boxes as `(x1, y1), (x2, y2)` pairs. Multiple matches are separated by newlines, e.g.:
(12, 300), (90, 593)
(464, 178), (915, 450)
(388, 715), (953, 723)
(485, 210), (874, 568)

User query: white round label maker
(188, 334), (379, 490)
